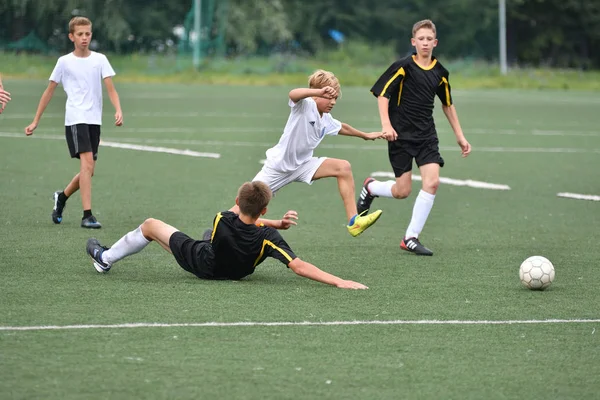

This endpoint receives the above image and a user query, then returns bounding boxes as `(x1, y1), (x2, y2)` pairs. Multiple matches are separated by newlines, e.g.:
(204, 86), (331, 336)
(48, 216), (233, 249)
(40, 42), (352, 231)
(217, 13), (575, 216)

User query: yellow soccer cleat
(347, 209), (383, 237)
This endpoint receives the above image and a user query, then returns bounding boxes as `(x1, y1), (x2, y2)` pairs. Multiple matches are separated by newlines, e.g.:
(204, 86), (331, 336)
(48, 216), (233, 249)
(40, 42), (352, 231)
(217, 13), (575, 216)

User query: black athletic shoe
(81, 215), (102, 229)
(202, 229), (213, 241)
(357, 177), (377, 215)
(400, 237), (433, 256)
(51, 191), (66, 224)
(86, 238), (111, 272)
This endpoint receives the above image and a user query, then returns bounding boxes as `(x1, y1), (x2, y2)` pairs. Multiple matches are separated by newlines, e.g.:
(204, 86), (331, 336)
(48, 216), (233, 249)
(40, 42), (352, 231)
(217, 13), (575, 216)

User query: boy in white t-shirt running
(25, 17), (123, 229)
(232, 70), (384, 237)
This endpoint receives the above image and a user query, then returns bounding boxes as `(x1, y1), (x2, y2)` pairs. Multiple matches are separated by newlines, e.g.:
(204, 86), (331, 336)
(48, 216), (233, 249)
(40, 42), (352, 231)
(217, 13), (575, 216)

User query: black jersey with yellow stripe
(371, 54), (452, 141)
(209, 211), (297, 280)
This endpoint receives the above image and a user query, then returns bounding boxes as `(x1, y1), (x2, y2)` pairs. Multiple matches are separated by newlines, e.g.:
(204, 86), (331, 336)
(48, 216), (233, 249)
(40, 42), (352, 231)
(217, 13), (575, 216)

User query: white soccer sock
(405, 190), (436, 239)
(102, 226), (150, 265)
(368, 180), (395, 198)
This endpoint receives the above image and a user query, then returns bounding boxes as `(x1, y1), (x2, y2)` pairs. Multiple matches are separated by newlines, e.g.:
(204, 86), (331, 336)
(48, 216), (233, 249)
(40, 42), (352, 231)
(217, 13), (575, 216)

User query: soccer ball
(519, 256), (555, 290)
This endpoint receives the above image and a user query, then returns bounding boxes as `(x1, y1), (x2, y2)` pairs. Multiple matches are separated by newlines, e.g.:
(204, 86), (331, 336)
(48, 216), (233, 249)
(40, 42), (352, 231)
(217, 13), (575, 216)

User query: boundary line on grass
(370, 171), (511, 190)
(1, 319), (599, 331)
(557, 192), (600, 202)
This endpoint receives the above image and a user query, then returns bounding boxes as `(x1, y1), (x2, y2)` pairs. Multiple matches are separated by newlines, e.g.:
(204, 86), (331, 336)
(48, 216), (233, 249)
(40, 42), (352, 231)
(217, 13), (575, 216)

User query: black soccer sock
(83, 209), (92, 219)
(58, 192), (68, 203)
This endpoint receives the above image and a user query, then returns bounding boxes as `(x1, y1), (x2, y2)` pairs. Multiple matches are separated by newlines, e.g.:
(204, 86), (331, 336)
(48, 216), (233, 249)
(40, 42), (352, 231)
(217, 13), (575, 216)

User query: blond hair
(69, 16), (92, 34)
(237, 181), (272, 218)
(308, 69), (341, 97)
(412, 19), (436, 37)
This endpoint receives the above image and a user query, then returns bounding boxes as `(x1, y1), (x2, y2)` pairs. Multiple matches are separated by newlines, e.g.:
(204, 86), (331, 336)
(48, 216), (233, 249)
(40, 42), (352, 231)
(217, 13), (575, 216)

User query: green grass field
(1, 79), (599, 399)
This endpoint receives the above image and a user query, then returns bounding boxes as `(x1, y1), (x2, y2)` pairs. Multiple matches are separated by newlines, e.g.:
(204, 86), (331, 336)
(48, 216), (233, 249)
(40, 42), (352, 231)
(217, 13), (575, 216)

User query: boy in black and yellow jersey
(86, 181), (367, 289)
(357, 19), (472, 256)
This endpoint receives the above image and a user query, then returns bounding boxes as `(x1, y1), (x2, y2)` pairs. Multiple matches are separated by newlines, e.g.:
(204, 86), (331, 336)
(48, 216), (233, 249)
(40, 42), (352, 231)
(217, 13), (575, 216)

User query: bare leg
(418, 163), (440, 195)
(140, 218), (179, 253)
(63, 173), (80, 197)
(78, 152), (95, 211)
(312, 158), (357, 220)
(392, 171), (413, 199)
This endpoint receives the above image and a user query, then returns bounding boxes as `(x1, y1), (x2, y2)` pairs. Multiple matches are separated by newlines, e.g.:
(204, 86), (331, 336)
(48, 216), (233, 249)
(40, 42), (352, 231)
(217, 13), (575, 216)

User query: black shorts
(169, 231), (217, 279)
(388, 137), (445, 177)
(65, 124), (101, 160)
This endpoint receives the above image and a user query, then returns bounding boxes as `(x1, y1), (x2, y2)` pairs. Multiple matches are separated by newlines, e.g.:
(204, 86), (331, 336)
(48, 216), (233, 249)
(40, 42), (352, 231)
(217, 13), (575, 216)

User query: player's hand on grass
(336, 280), (369, 290)
(115, 111), (123, 126)
(318, 86), (337, 99)
(25, 122), (38, 136)
(381, 124), (398, 141)
(279, 210), (298, 230)
(458, 137), (471, 157)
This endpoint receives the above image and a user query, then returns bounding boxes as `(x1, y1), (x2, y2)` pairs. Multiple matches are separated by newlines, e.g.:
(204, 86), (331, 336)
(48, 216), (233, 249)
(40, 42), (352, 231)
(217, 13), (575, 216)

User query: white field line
(1, 319), (599, 332)
(100, 141), (220, 158)
(371, 171), (511, 190)
(1, 132), (599, 154)
(557, 192), (600, 202)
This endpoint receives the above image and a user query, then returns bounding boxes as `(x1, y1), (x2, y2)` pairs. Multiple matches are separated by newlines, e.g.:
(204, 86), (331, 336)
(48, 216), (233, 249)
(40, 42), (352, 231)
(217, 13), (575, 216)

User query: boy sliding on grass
(87, 181), (368, 289)
(357, 19), (472, 256)
(25, 16), (123, 229)
(235, 69), (384, 237)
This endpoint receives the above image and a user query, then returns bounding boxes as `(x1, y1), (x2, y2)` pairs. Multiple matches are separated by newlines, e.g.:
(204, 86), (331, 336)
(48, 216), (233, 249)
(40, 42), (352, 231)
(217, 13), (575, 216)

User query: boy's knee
(393, 187), (411, 199)
(337, 160), (352, 176)
(142, 218), (158, 228)
(423, 178), (440, 193)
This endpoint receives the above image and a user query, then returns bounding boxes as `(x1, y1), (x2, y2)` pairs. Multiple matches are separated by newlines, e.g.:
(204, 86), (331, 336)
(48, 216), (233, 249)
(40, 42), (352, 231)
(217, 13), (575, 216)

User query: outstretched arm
(288, 258), (368, 289)
(442, 104), (471, 157)
(338, 123), (383, 140)
(229, 204), (298, 230)
(104, 77), (123, 126)
(289, 86), (336, 103)
(25, 81), (58, 135)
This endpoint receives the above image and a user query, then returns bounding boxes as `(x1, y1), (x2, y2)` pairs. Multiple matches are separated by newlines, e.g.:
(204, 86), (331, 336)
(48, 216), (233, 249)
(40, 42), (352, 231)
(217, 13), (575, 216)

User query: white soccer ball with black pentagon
(519, 256), (555, 290)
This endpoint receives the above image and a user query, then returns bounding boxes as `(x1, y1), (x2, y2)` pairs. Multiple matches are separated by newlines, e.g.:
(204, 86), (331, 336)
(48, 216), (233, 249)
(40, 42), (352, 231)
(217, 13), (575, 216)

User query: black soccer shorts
(387, 137), (445, 177)
(169, 231), (217, 279)
(65, 124), (101, 160)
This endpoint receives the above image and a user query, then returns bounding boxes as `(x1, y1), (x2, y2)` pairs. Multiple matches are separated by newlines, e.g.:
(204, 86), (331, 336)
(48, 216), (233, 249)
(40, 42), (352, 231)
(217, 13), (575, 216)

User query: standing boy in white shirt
(232, 70), (384, 237)
(25, 17), (123, 229)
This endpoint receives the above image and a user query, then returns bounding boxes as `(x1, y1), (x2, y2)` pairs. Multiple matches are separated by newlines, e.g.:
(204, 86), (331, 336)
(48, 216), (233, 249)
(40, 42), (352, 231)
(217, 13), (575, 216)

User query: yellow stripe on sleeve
(210, 212), (222, 242)
(253, 239), (293, 267)
(380, 67), (405, 97)
(441, 77), (451, 106)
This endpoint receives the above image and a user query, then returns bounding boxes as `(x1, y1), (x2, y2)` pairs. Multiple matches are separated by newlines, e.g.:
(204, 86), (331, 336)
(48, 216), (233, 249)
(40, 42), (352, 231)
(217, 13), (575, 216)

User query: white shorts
(252, 157), (328, 194)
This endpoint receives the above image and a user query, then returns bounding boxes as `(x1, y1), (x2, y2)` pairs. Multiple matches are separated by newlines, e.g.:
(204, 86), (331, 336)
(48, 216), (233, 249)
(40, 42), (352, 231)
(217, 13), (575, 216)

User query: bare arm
(25, 81), (58, 135)
(104, 77), (123, 126)
(377, 96), (398, 141)
(288, 258), (368, 289)
(338, 123), (382, 141)
(228, 204), (298, 230)
(442, 104), (471, 157)
(289, 86), (336, 103)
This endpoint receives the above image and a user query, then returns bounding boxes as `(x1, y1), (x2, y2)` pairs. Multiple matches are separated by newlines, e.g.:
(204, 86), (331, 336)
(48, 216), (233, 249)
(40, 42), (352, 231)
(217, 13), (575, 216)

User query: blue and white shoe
(86, 238), (111, 272)
(81, 215), (102, 229)
(51, 191), (66, 224)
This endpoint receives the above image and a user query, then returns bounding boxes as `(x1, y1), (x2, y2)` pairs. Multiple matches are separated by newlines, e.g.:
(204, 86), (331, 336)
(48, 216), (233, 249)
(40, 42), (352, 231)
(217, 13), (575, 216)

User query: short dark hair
(237, 181), (272, 217)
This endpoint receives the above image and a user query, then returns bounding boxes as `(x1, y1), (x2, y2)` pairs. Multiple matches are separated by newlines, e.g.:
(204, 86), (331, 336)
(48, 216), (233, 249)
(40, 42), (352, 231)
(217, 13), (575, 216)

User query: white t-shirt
(264, 97), (342, 172)
(49, 51), (116, 126)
